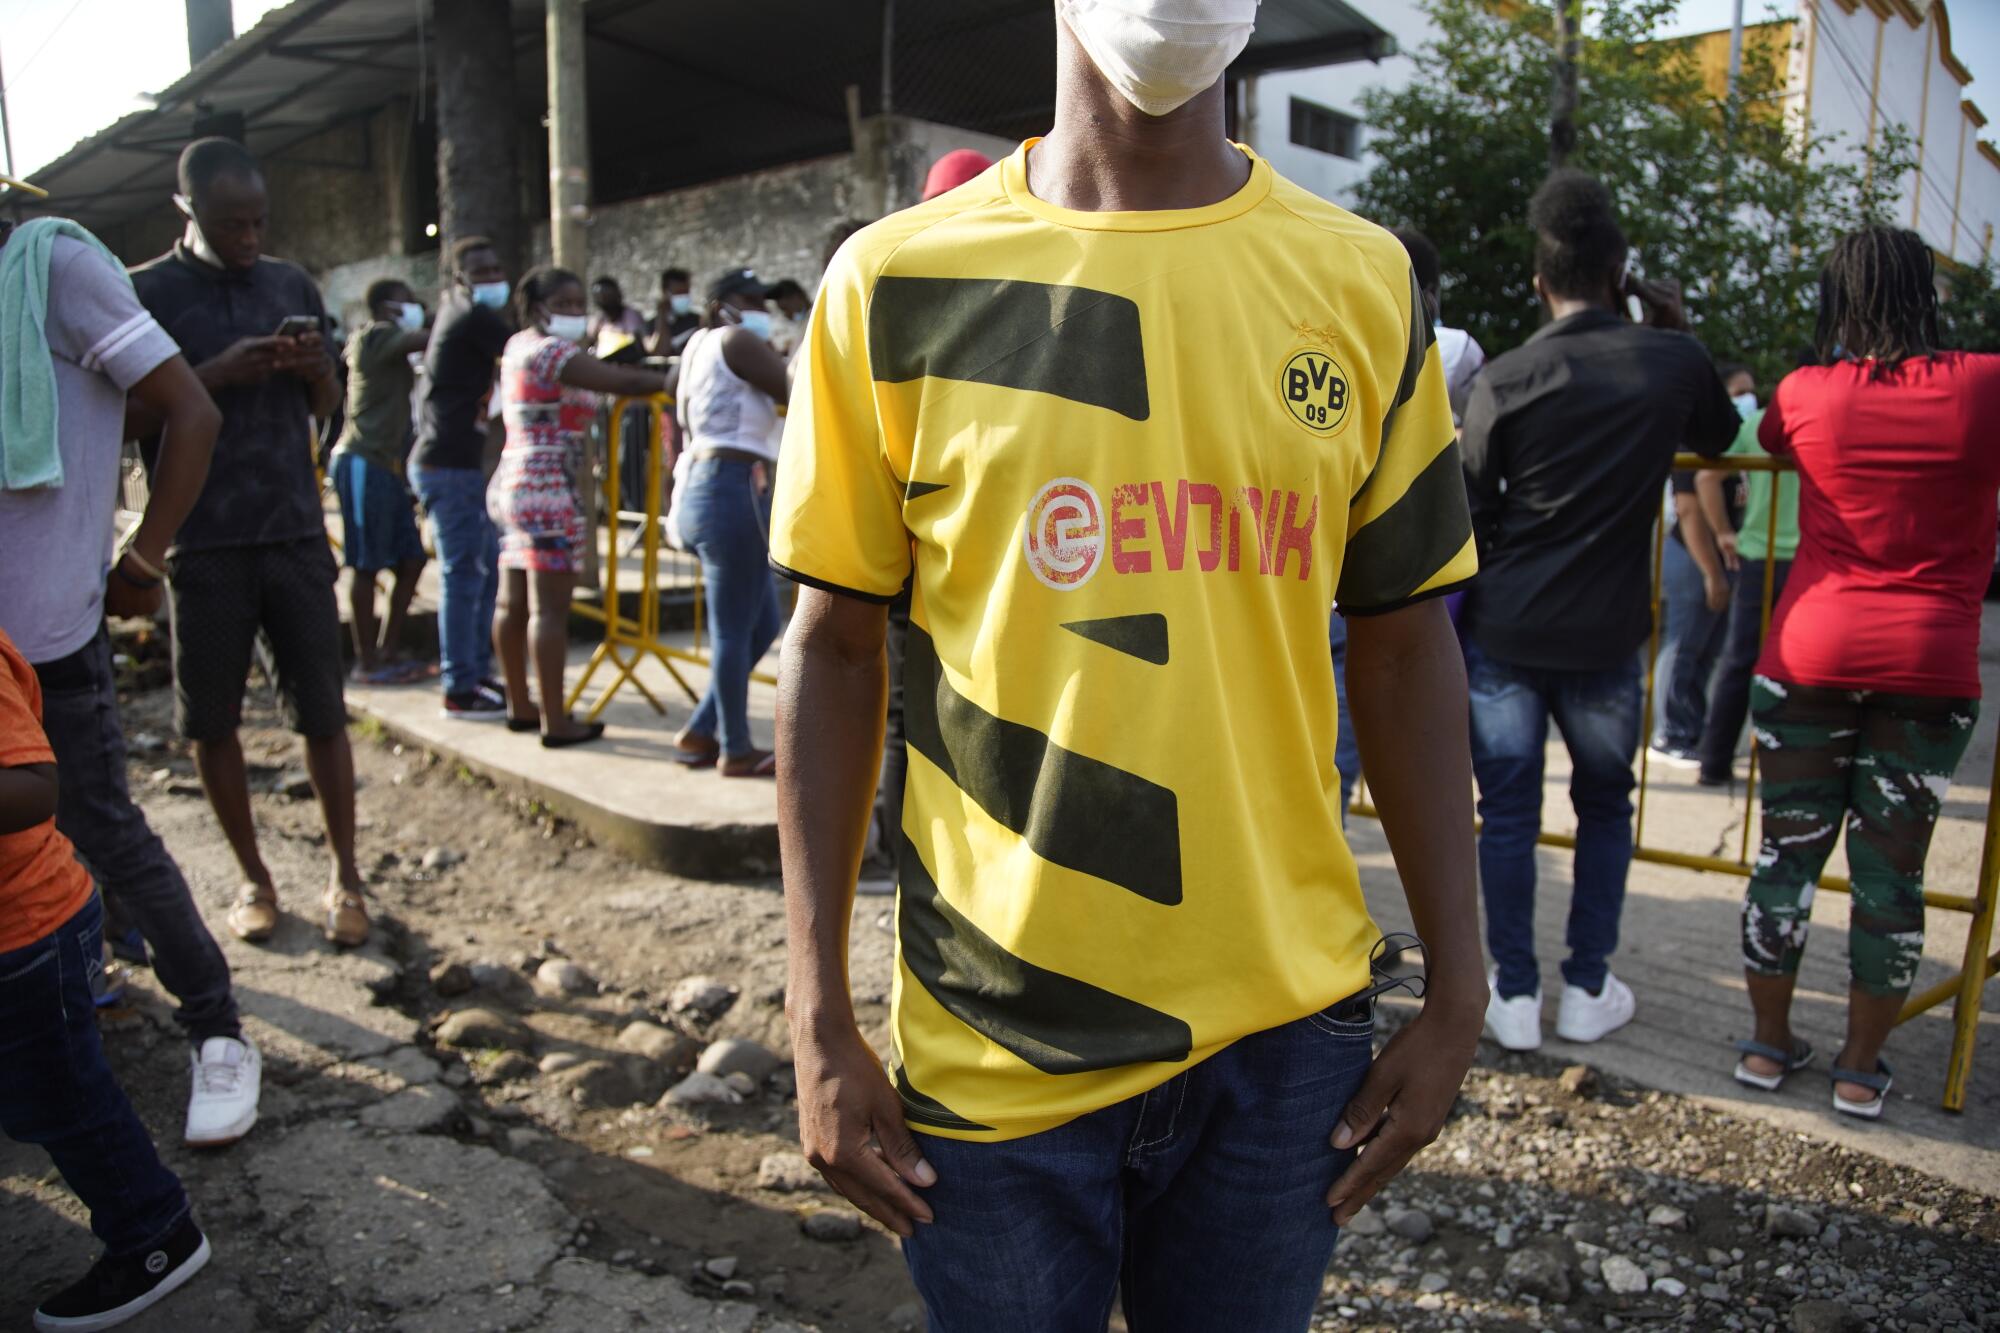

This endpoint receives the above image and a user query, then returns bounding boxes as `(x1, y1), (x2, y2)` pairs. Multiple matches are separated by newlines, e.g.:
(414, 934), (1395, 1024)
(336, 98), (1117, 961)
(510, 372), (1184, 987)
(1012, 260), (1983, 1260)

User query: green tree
(1939, 259), (2000, 353)
(1356, 0), (1913, 385)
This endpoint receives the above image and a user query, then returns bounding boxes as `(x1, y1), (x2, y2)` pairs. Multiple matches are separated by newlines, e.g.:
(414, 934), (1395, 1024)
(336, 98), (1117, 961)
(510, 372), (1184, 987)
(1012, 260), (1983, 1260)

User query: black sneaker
(35, 1215), (210, 1330)
(441, 690), (505, 721)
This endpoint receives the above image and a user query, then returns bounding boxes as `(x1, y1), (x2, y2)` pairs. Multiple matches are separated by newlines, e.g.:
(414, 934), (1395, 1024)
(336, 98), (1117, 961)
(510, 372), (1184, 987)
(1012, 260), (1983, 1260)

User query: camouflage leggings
(1742, 676), (1978, 995)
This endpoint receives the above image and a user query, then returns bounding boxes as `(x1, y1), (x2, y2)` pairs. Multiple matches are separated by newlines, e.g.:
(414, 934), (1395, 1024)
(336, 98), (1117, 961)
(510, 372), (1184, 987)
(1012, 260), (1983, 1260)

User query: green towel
(0, 216), (134, 490)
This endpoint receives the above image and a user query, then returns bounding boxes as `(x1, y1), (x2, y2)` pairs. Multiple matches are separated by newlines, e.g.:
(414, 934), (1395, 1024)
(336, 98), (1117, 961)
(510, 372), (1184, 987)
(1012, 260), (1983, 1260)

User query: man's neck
(1027, 39), (1248, 213)
(1544, 295), (1615, 323)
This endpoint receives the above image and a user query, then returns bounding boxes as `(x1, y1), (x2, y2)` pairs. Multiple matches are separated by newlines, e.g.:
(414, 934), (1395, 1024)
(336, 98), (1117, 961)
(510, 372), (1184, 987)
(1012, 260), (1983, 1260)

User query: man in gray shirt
(0, 214), (265, 1149)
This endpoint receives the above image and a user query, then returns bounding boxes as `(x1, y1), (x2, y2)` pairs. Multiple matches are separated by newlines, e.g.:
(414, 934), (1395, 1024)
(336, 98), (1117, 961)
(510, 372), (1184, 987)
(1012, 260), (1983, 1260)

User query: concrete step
(345, 634), (781, 879)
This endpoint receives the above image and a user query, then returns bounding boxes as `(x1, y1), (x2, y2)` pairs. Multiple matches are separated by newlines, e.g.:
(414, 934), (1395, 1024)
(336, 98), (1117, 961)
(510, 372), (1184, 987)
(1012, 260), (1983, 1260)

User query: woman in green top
(1693, 352), (1807, 787)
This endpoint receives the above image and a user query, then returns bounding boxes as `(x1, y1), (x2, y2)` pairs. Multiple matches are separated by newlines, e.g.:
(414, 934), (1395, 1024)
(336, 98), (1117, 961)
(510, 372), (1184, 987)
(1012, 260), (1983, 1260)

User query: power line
(4, 0), (94, 91)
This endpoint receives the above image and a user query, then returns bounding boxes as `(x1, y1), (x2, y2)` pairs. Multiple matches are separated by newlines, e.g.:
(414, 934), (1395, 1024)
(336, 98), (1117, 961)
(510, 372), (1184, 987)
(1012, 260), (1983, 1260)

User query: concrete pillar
(434, 0), (523, 276)
(546, 0), (589, 274)
(186, 0), (233, 66)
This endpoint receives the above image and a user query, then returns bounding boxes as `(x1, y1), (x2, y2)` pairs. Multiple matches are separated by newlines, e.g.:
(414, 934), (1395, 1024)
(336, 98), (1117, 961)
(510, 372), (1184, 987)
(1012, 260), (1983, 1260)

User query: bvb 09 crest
(1279, 347), (1352, 437)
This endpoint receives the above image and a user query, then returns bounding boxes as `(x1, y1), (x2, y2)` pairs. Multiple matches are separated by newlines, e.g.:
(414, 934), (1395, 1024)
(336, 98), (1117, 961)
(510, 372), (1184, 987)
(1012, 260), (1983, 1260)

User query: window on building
(1289, 98), (1359, 160)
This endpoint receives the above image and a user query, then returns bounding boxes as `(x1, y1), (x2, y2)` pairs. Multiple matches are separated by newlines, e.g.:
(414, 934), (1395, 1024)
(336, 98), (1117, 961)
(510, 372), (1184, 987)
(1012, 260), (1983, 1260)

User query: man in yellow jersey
(770, 3), (1485, 1326)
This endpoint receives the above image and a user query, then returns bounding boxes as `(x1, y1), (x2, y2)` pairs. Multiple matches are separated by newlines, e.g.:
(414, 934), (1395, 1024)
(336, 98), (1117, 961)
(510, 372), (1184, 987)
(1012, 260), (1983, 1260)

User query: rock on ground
(1600, 1254), (1650, 1295)
(1501, 1245), (1572, 1303)
(669, 975), (740, 1024)
(358, 1084), (461, 1133)
(662, 1070), (743, 1106)
(436, 1007), (534, 1053)
(695, 1038), (783, 1083)
(800, 1210), (864, 1243)
(617, 1019), (699, 1068)
(757, 1152), (829, 1193)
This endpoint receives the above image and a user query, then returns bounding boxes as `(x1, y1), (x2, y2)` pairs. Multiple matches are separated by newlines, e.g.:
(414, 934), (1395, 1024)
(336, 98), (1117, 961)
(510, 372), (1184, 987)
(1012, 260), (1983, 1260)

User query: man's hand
(103, 563), (164, 619)
(1627, 276), (1689, 332)
(1703, 568), (1731, 612)
(793, 1021), (937, 1237)
(1326, 994), (1480, 1224)
(278, 331), (334, 382)
(1715, 530), (1740, 571)
(200, 336), (286, 388)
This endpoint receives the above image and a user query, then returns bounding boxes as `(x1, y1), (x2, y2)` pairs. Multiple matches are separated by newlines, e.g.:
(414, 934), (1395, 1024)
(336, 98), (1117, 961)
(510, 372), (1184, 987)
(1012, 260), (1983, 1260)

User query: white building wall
(1799, 0), (1999, 266)
(1239, 0), (1433, 207)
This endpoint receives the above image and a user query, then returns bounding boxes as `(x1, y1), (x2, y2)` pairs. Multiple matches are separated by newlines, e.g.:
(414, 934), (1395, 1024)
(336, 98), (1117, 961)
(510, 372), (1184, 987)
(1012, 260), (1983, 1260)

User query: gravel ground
(3, 626), (1995, 1331)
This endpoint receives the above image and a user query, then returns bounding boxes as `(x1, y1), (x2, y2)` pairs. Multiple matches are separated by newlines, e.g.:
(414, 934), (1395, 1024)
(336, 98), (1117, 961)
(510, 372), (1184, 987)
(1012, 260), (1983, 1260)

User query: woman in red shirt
(1734, 226), (1999, 1119)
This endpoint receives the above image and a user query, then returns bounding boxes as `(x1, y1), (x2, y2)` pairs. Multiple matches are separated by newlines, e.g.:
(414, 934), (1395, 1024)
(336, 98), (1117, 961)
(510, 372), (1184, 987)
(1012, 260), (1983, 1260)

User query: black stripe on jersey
(1060, 613), (1169, 665)
(1357, 268), (1441, 506)
(905, 479), (950, 501)
(898, 838), (1194, 1074)
(868, 276), (1150, 421)
(894, 1064), (993, 1132)
(904, 624), (1182, 906)
(1335, 437), (1475, 614)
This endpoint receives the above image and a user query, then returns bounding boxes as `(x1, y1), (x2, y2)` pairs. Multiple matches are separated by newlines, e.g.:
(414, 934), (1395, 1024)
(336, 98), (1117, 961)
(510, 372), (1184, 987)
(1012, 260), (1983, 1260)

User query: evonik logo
(1023, 478), (1319, 591)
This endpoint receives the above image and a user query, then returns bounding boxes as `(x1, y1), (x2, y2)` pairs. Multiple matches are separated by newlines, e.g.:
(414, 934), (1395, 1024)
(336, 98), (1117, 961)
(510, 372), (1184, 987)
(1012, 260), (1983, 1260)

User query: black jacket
(1459, 308), (1739, 671)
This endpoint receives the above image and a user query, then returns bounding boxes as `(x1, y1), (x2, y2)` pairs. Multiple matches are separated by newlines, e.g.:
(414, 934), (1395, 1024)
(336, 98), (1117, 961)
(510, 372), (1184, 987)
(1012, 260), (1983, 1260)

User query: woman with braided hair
(1734, 225), (2000, 1119)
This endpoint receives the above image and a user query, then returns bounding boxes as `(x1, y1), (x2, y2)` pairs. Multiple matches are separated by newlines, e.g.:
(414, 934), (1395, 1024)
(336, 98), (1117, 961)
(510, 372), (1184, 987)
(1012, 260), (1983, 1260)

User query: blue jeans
(1329, 613), (1360, 822)
(902, 1005), (1375, 1332)
(0, 894), (189, 1255)
(32, 627), (239, 1044)
(680, 458), (783, 758)
(1466, 640), (1643, 999)
(412, 464), (499, 696)
(1697, 558), (1791, 782)
(1653, 537), (1727, 750)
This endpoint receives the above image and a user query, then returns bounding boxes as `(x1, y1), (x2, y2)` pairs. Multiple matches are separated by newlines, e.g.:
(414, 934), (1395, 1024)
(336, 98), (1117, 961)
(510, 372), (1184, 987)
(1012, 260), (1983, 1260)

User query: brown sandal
(720, 748), (777, 779)
(227, 885), (279, 943)
(323, 888), (371, 948)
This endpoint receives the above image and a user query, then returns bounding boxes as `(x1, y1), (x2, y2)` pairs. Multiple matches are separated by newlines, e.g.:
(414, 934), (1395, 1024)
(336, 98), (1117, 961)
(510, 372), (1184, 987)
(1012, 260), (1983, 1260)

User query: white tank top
(677, 327), (779, 462)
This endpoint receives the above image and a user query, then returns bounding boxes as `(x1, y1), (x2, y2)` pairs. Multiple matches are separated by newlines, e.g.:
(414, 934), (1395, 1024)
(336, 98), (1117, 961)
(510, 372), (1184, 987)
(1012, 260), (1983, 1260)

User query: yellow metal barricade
(1349, 451), (1998, 1113)
(565, 396), (702, 718)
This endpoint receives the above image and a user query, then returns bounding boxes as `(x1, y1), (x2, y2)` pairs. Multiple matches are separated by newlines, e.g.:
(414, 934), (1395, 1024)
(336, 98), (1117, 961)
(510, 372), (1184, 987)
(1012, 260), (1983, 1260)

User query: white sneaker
(185, 1037), (261, 1147)
(1484, 972), (1543, 1051)
(1555, 972), (1636, 1043)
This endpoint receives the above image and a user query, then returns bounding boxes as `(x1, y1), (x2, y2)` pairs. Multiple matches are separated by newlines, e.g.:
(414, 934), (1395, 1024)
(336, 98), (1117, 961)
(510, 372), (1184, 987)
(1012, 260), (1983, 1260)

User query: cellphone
(274, 315), (321, 339)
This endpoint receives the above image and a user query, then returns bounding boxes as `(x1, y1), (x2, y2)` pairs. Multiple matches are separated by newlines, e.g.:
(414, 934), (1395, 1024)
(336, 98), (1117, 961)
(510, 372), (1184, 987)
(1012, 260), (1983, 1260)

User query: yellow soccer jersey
(770, 140), (1475, 1142)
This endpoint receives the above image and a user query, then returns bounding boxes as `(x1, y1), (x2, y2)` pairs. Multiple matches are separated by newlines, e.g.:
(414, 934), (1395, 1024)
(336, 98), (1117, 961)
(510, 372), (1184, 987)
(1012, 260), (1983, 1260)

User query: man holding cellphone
(129, 137), (374, 949)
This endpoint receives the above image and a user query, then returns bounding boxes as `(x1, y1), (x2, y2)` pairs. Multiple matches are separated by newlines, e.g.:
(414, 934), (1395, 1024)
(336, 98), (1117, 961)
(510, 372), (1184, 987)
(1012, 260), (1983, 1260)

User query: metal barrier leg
(1936, 735), (2000, 1111)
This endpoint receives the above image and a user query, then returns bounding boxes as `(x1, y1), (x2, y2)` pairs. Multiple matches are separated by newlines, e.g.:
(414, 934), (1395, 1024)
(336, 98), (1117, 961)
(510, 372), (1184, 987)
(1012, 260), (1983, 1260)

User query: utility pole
(546, 0), (588, 273)
(1726, 0), (1746, 100)
(0, 35), (18, 183)
(1549, 0), (1579, 168)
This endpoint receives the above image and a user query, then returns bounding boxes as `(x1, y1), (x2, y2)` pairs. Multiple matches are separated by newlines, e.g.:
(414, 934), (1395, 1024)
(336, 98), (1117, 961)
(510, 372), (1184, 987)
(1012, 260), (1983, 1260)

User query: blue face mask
(737, 309), (774, 342)
(669, 293), (693, 317)
(470, 280), (510, 309)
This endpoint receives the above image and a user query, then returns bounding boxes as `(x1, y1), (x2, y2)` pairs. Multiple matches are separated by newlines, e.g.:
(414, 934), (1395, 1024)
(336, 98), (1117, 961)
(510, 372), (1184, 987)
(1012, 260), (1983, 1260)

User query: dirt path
(3, 649), (1997, 1331)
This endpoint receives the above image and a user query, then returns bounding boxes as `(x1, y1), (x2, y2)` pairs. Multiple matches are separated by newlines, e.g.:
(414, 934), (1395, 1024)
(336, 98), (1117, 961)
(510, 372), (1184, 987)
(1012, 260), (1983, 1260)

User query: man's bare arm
(123, 356), (220, 568)
(1694, 469), (1739, 571)
(779, 588), (936, 1237)
(1327, 596), (1484, 1224)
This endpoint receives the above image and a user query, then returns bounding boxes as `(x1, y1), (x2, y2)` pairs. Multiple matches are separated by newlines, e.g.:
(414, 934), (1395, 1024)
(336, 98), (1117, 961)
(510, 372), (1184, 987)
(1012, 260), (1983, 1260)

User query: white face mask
(736, 309), (774, 342)
(1057, 0), (1260, 118)
(395, 302), (425, 332)
(669, 293), (693, 316)
(1732, 391), (1758, 416)
(546, 312), (588, 344)
(470, 280), (511, 310)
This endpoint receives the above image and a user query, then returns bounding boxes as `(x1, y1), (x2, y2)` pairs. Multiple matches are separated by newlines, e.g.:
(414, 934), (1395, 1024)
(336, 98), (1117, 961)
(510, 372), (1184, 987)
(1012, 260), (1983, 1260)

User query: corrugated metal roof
(21, 0), (1394, 229)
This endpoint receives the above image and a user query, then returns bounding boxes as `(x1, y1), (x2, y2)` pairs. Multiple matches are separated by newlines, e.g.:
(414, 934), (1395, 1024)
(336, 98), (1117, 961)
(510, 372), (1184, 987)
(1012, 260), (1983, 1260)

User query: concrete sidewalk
(348, 633), (783, 878)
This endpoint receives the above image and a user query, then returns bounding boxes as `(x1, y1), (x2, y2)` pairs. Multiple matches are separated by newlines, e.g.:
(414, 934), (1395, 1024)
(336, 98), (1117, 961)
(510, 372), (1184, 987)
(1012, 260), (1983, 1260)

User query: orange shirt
(0, 629), (92, 954)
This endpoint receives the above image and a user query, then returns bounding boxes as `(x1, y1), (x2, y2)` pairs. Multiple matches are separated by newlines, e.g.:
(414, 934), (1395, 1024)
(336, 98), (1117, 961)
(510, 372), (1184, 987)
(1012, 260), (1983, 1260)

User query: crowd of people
(0, 0), (1996, 1327)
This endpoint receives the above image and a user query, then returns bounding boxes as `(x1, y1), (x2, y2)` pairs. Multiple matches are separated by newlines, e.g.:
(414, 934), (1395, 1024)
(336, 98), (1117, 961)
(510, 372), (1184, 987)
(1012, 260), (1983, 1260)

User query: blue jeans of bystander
(681, 457), (784, 759)
(0, 894), (190, 1256)
(411, 464), (499, 698)
(1467, 640), (1643, 999)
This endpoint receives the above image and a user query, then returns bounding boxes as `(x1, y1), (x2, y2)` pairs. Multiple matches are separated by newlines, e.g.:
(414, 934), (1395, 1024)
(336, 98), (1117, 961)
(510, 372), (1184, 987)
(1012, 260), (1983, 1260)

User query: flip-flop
(1733, 1038), (1815, 1091)
(1830, 1059), (1893, 1120)
(669, 736), (719, 768)
(542, 722), (607, 750)
(506, 714), (541, 733)
(721, 749), (777, 779)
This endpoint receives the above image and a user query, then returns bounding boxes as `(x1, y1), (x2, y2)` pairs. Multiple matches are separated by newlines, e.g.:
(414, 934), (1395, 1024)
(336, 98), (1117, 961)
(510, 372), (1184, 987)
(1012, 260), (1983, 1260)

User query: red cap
(922, 149), (994, 201)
